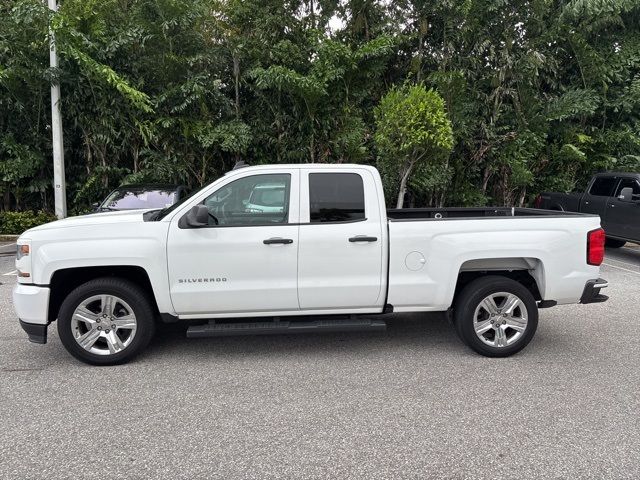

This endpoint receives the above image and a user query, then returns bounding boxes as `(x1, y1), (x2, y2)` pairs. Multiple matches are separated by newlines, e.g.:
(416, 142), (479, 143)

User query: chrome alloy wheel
(473, 292), (528, 348)
(71, 295), (137, 356)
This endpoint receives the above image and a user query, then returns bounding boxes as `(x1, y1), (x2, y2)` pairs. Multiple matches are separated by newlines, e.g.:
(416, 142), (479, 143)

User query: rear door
(297, 169), (385, 311)
(607, 177), (640, 240)
(581, 176), (617, 219)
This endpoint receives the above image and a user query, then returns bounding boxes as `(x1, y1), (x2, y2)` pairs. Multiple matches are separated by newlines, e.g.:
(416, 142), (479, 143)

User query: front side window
(589, 177), (617, 197)
(203, 174), (290, 226)
(615, 178), (640, 196)
(309, 173), (365, 223)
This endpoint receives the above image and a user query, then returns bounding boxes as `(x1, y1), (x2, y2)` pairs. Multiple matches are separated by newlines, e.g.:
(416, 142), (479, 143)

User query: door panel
(297, 170), (384, 310)
(581, 194), (609, 217)
(607, 178), (640, 240)
(167, 170), (300, 315)
(581, 176), (617, 221)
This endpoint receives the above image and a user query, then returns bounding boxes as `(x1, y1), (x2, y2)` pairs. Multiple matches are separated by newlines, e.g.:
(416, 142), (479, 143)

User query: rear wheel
(57, 277), (156, 365)
(605, 237), (626, 248)
(453, 276), (538, 357)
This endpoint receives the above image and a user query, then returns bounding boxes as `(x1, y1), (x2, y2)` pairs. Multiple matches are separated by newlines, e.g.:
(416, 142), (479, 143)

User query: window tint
(589, 177), (617, 197)
(203, 174), (290, 226)
(309, 173), (365, 223)
(615, 178), (640, 196)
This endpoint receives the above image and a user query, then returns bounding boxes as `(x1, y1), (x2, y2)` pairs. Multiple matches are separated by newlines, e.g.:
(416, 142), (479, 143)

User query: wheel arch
(452, 257), (545, 307)
(48, 266), (159, 324)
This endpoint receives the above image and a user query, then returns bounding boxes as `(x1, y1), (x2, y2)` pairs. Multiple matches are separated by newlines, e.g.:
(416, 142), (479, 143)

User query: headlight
(16, 244), (30, 260)
(16, 243), (31, 279)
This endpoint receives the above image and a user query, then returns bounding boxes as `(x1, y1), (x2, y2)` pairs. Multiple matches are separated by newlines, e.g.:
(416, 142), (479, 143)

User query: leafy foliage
(0, 210), (57, 234)
(0, 0), (638, 214)
(375, 85), (453, 207)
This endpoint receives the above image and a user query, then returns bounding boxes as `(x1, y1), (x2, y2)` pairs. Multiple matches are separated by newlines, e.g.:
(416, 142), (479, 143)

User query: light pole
(47, 0), (67, 219)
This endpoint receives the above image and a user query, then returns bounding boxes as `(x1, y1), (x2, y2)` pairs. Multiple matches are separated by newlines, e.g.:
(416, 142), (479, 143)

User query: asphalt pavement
(1, 246), (639, 479)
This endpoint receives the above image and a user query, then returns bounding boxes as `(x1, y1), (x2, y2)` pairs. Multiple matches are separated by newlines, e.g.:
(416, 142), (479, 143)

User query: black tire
(57, 277), (156, 366)
(605, 237), (626, 248)
(453, 276), (538, 357)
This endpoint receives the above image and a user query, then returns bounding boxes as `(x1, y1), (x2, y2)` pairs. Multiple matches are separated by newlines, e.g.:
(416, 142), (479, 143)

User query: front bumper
(13, 284), (50, 324)
(580, 278), (609, 304)
(13, 284), (50, 344)
(19, 320), (47, 344)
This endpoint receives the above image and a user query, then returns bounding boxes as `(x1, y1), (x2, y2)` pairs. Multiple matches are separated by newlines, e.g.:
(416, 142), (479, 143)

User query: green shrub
(0, 210), (57, 235)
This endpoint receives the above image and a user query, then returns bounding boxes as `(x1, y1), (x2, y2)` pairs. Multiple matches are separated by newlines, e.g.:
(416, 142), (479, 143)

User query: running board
(186, 318), (387, 338)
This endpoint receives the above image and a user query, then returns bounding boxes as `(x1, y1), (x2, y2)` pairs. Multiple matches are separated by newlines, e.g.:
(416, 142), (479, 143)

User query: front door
(297, 169), (385, 311)
(606, 177), (640, 240)
(167, 170), (300, 316)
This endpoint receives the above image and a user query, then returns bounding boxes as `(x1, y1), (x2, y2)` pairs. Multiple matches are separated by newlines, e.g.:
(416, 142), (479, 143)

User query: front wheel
(57, 277), (156, 365)
(453, 276), (538, 357)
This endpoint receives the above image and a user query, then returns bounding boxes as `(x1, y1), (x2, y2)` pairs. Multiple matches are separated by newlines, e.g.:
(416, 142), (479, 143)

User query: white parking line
(604, 257), (640, 270)
(2, 270), (17, 276)
(602, 262), (640, 276)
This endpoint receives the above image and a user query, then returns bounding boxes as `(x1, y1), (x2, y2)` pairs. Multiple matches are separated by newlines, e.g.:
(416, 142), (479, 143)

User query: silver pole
(47, 0), (67, 219)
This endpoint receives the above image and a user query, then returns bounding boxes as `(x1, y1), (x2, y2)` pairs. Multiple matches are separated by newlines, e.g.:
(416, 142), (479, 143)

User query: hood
(24, 209), (151, 234)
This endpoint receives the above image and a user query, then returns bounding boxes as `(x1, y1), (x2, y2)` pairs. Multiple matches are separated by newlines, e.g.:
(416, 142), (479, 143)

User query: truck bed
(387, 207), (588, 221)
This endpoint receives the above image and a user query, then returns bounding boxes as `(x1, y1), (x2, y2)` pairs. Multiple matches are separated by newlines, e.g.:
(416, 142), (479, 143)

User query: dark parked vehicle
(535, 172), (640, 247)
(95, 184), (189, 212)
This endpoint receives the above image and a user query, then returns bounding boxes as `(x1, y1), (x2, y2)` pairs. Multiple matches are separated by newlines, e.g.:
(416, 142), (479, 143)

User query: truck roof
(225, 163), (378, 175)
(593, 171), (640, 178)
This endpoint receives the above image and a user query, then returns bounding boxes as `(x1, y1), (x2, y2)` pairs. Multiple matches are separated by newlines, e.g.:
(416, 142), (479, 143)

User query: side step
(186, 318), (387, 338)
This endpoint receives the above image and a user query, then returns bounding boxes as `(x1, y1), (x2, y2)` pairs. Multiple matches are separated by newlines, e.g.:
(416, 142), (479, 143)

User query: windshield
(152, 185), (205, 220)
(102, 188), (177, 210)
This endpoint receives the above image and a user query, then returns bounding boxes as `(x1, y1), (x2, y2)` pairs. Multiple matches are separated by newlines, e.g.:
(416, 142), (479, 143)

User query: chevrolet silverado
(14, 164), (608, 365)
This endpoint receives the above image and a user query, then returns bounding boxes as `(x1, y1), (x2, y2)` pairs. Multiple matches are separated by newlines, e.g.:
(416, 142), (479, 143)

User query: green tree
(375, 84), (453, 208)
(1, 0), (639, 214)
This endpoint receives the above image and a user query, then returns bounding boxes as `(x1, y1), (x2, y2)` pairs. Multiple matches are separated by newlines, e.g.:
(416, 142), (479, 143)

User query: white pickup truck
(14, 164), (609, 365)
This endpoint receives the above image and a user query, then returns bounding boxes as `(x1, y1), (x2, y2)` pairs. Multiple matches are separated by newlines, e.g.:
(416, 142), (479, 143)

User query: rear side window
(615, 178), (640, 196)
(309, 173), (365, 223)
(589, 177), (616, 197)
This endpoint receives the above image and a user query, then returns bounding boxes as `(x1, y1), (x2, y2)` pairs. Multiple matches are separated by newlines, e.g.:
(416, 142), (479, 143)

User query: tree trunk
(518, 187), (527, 207)
(133, 144), (139, 173)
(233, 54), (240, 119)
(396, 161), (414, 208)
(481, 166), (491, 193)
(309, 133), (315, 163)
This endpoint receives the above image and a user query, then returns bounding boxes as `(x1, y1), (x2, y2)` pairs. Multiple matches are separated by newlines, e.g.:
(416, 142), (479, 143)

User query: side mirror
(618, 187), (634, 202)
(92, 202), (100, 210)
(184, 205), (209, 228)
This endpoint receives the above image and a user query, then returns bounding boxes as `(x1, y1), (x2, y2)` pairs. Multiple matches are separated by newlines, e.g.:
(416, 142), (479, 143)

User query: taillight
(587, 228), (605, 266)
(534, 195), (542, 209)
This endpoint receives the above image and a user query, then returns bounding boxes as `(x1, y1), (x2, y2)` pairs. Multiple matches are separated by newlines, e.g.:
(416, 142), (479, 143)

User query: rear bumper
(580, 278), (609, 304)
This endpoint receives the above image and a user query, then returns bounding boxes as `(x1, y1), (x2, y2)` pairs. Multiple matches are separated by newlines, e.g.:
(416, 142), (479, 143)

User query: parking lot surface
(1, 246), (639, 479)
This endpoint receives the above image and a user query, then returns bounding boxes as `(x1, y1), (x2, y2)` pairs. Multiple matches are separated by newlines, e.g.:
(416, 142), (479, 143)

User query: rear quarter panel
(387, 216), (602, 311)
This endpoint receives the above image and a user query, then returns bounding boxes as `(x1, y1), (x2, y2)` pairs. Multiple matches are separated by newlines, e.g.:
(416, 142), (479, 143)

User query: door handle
(263, 238), (293, 245)
(348, 236), (378, 243)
